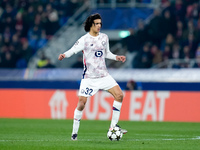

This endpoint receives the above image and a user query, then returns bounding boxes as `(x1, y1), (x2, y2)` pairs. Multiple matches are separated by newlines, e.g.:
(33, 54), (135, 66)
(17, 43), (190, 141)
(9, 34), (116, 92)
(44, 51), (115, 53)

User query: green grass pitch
(0, 119), (200, 150)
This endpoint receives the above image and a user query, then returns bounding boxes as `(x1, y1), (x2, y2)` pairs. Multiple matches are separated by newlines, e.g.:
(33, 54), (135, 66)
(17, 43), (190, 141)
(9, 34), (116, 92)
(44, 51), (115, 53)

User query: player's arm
(105, 36), (117, 61)
(58, 38), (84, 61)
(106, 52), (126, 62)
(105, 36), (126, 63)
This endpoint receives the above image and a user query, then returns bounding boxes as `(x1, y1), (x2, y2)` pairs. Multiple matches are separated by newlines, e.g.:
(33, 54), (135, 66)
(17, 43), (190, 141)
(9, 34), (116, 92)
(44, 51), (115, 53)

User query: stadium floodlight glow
(118, 30), (130, 38)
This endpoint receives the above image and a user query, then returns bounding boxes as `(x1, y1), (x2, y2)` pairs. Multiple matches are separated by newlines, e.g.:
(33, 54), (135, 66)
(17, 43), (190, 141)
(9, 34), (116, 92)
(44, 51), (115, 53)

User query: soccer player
(58, 13), (127, 141)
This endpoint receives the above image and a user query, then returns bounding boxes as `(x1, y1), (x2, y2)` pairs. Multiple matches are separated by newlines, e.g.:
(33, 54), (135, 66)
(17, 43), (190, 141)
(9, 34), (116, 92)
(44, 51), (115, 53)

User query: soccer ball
(107, 126), (123, 141)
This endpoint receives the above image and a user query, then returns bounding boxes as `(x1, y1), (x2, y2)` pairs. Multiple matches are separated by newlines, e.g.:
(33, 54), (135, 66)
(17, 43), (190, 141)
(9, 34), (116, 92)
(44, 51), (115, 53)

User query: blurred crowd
(122, 0), (200, 68)
(97, 0), (151, 3)
(1, 0), (200, 69)
(0, 0), (84, 68)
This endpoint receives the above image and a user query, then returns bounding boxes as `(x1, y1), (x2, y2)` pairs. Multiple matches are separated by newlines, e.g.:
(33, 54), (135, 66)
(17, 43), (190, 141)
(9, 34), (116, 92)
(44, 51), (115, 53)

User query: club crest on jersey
(101, 41), (106, 46)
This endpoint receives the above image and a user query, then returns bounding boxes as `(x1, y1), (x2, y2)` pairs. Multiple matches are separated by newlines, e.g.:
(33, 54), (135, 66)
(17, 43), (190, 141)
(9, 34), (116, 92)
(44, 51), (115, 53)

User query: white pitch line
(128, 137), (200, 141)
(0, 136), (199, 142)
(134, 133), (191, 137)
(0, 139), (59, 142)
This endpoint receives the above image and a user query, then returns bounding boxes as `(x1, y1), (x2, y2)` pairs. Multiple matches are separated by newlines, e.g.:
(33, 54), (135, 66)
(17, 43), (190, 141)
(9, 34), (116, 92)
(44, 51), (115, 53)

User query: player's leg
(107, 85), (127, 134)
(71, 96), (87, 140)
(108, 85), (123, 127)
(101, 75), (123, 129)
(71, 78), (99, 140)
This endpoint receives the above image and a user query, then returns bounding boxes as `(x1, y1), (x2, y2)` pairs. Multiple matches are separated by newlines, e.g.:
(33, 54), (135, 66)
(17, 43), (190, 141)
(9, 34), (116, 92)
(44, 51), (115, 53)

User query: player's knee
(77, 101), (85, 111)
(77, 98), (87, 111)
(115, 92), (123, 102)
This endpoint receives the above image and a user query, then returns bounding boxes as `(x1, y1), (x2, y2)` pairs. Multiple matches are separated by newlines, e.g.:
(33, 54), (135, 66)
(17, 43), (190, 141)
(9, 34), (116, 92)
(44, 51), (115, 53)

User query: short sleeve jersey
(64, 32), (116, 79)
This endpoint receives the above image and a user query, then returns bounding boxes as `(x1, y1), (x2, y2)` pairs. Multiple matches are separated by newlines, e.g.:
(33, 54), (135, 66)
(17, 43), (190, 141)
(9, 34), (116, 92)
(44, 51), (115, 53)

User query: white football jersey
(64, 32), (117, 79)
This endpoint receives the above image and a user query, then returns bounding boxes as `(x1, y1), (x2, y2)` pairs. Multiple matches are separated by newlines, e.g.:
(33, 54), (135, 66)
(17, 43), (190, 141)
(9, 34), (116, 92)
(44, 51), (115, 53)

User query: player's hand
(58, 54), (65, 61)
(116, 55), (126, 63)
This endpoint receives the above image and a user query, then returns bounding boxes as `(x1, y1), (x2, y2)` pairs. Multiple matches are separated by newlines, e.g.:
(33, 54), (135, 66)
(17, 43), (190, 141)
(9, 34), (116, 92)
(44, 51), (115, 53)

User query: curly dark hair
(84, 13), (102, 32)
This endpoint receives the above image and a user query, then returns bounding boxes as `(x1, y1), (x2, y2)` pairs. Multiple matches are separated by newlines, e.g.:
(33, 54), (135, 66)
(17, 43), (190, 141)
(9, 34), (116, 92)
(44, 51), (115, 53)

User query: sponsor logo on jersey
(95, 51), (103, 57)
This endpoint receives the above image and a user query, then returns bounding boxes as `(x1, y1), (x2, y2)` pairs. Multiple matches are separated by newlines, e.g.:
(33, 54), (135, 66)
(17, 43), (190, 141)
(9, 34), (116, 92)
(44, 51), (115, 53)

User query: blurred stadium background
(0, 0), (200, 69)
(0, 0), (200, 122)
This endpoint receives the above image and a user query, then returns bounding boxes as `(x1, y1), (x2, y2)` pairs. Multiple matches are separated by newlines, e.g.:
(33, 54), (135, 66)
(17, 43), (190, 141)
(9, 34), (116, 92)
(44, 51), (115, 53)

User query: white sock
(110, 101), (122, 128)
(72, 108), (83, 135)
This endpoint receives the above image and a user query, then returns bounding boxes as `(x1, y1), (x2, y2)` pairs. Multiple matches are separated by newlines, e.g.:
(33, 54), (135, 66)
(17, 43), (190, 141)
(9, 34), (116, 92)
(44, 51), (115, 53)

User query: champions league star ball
(107, 126), (123, 141)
